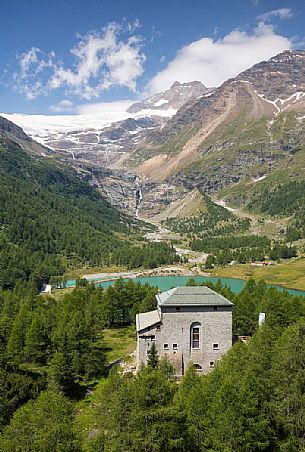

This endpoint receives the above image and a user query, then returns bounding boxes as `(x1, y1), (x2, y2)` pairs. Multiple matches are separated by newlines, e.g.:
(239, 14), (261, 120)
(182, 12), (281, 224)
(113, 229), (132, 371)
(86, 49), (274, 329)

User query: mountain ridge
(126, 50), (305, 189)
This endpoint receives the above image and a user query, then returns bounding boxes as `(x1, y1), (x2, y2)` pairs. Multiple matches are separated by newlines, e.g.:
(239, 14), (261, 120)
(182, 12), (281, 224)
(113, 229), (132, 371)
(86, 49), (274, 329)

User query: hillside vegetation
(162, 190), (250, 236)
(2, 279), (305, 451)
(0, 135), (178, 290)
(248, 179), (305, 242)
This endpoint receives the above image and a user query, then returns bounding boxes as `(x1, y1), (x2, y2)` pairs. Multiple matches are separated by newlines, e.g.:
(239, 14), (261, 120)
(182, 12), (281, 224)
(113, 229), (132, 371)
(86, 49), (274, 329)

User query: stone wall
(137, 305), (232, 376)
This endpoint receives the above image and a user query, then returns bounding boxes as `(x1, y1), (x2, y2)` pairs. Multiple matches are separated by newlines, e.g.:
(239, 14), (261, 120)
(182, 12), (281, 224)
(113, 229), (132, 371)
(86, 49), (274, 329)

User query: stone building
(136, 286), (233, 376)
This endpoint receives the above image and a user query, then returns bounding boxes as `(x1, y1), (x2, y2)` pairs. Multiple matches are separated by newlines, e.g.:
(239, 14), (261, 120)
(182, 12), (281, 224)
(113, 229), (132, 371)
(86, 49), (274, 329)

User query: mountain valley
(2, 50), (305, 267)
(3, 50), (305, 227)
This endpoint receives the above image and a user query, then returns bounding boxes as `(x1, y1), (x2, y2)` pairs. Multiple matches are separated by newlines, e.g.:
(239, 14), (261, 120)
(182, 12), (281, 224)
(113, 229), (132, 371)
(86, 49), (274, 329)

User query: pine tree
(24, 313), (50, 365)
(6, 302), (31, 363)
(0, 390), (80, 451)
(147, 342), (158, 369)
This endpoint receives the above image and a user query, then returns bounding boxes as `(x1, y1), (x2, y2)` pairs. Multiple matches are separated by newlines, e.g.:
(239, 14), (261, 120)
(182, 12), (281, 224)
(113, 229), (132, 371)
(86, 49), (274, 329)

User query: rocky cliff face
(69, 160), (190, 219)
(235, 50), (305, 100)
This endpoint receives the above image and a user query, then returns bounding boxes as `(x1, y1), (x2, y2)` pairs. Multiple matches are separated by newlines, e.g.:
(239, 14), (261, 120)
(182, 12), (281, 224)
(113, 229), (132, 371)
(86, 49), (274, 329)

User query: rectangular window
(213, 306), (218, 311)
(151, 335), (156, 341)
(192, 327), (200, 348)
(210, 361), (215, 368)
(156, 325), (161, 332)
(163, 343), (169, 350)
(175, 307), (180, 311)
(173, 343), (178, 350)
(213, 343), (219, 350)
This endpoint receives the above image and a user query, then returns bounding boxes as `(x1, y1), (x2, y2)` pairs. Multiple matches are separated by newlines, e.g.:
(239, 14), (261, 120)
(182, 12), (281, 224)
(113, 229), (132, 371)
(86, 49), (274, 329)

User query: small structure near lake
(136, 286), (233, 377)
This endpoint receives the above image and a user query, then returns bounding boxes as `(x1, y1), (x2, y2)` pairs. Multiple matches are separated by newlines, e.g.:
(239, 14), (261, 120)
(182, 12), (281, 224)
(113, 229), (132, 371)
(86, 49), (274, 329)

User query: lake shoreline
(64, 273), (305, 298)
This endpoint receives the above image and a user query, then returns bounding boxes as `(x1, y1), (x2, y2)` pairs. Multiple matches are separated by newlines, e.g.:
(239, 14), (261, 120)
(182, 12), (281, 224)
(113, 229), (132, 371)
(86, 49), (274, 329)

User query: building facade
(136, 286), (233, 376)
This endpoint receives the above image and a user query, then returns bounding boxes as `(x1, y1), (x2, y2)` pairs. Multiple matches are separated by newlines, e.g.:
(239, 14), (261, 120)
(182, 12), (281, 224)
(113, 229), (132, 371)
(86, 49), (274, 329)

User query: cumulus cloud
(49, 22), (145, 99)
(146, 18), (292, 94)
(11, 21), (145, 100)
(49, 99), (74, 113)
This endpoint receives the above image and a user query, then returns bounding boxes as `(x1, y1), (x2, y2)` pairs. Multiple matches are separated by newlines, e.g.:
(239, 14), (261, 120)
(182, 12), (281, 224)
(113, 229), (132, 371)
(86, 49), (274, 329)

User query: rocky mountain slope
(1, 81), (208, 167)
(127, 50), (305, 194)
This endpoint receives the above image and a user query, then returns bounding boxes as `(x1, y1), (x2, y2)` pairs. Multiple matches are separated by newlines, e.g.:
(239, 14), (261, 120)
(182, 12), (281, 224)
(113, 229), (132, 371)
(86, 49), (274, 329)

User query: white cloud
(19, 47), (40, 77)
(49, 99), (74, 113)
(13, 48), (56, 99)
(11, 21), (145, 100)
(75, 99), (134, 115)
(49, 23), (145, 99)
(257, 8), (293, 21)
(146, 20), (292, 94)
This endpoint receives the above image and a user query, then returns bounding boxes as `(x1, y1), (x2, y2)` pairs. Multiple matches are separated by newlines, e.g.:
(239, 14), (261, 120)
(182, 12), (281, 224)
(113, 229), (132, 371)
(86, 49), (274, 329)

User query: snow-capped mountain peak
(127, 81), (213, 113)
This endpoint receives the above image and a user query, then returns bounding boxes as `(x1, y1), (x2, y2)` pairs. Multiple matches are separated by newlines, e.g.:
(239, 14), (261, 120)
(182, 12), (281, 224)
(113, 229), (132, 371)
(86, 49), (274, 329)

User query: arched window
(190, 322), (201, 349)
(193, 363), (202, 370)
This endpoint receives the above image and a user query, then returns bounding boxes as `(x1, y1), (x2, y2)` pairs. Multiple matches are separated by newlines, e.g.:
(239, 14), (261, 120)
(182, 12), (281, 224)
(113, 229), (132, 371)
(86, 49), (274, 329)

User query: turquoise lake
(66, 275), (305, 297)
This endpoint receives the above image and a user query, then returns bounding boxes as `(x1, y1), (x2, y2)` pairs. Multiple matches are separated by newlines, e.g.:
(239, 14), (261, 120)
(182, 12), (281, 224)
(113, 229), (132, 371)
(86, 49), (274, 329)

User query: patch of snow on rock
(153, 99), (169, 107)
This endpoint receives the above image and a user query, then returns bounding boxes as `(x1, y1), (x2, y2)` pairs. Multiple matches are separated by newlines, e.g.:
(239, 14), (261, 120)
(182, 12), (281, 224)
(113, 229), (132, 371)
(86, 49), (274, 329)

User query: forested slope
(0, 133), (179, 290)
(1, 279), (305, 451)
(248, 179), (305, 242)
(0, 134), (132, 289)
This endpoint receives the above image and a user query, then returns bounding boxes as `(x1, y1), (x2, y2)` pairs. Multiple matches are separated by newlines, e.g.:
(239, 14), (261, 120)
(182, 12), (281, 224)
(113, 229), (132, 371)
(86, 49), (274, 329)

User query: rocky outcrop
(0, 116), (31, 142)
(127, 81), (213, 113)
(235, 50), (305, 100)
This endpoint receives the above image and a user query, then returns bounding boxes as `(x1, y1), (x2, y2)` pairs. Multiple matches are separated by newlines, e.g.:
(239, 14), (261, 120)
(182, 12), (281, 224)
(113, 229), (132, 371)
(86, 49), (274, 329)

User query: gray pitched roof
(136, 309), (161, 332)
(156, 286), (233, 307)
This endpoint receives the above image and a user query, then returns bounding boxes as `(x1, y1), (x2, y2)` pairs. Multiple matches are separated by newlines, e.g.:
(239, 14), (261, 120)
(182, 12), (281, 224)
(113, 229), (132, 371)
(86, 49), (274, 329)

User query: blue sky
(1, 0), (304, 114)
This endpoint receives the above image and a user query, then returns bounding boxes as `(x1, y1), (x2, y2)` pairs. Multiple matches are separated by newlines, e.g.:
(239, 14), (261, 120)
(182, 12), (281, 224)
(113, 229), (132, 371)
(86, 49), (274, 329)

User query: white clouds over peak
(146, 19), (292, 94)
(12, 21), (145, 100)
(8, 13), (295, 108)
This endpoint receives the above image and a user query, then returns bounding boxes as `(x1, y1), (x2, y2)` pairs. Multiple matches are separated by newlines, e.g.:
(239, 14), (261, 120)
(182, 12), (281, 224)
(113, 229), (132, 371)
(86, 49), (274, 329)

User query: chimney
(258, 312), (265, 327)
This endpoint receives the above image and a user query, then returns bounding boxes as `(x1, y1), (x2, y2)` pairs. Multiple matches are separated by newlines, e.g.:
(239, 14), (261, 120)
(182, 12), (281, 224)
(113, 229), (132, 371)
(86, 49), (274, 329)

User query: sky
(1, 0), (305, 115)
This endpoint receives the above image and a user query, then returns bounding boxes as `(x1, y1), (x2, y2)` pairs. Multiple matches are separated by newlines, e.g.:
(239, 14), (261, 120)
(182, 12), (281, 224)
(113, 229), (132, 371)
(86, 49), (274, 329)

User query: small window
(151, 335), (156, 341)
(213, 343), (219, 350)
(210, 361), (215, 368)
(175, 307), (180, 311)
(213, 306), (218, 311)
(163, 343), (169, 350)
(192, 327), (200, 348)
(156, 325), (161, 332)
(173, 343), (178, 350)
